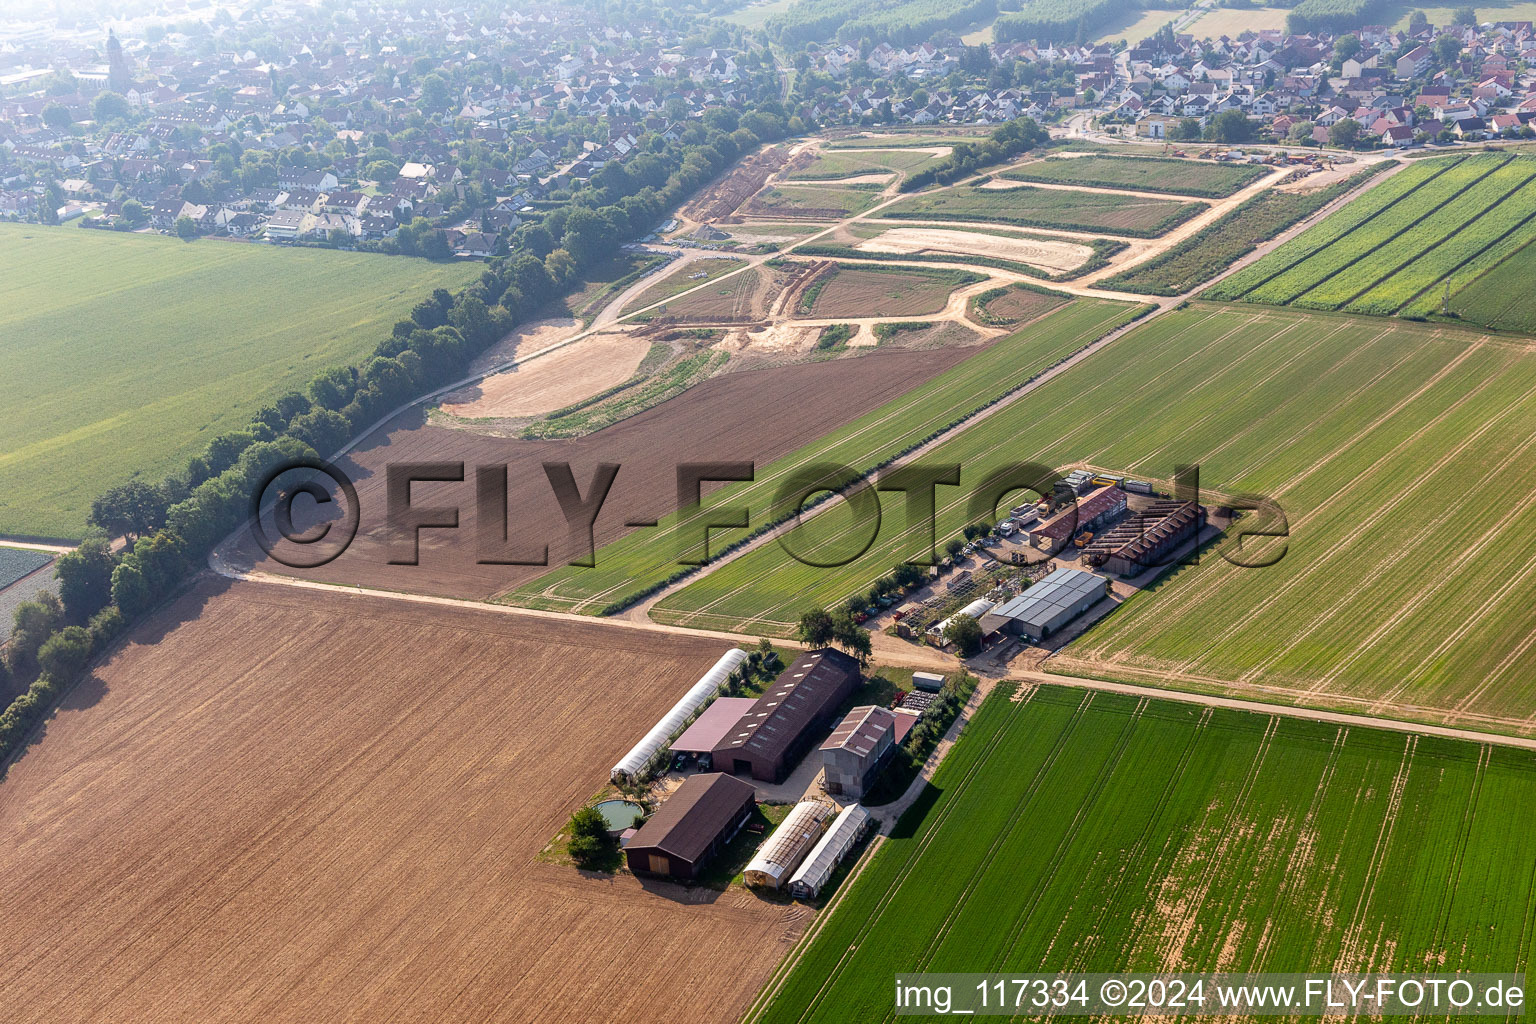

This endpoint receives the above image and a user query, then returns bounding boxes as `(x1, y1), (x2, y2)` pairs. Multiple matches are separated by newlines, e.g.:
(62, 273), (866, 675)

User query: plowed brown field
(235, 344), (975, 598)
(0, 581), (802, 1024)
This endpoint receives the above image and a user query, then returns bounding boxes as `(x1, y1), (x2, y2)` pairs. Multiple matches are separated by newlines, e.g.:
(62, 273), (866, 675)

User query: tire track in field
(656, 303), (1203, 629)
(1095, 317), (1337, 472)
(1026, 707), (1212, 980)
(1447, 601), (1536, 723)
(766, 687), (1055, 1024)
(1335, 734), (1415, 972)
(1248, 726), (1348, 970)
(880, 693), (1122, 1016)
(1115, 328), (1493, 634)
(1255, 395), (1536, 692)
(1147, 715), (1280, 972)
(1350, 473), (1536, 709)
(1170, 341), (1511, 677)
(1185, 322), (1413, 478)
(952, 696), (1151, 983)
(1421, 743), (1489, 970)
(1079, 324), (1465, 633)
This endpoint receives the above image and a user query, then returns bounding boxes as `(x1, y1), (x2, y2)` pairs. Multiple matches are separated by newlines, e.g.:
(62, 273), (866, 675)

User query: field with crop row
(882, 184), (1205, 237)
(1241, 156), (1503, 306)
(1440, 241), (1536, 331)
(745, 184), (880, 218)
(657, 305), (1536, 730)
(1002, 154), (1270, 198)
(787, 148), (940, 180)
(507, 299), (1146, 614)
(0, 224), (479, 538)
(1103, 165), (1391, 295)
(1208, 154), (1536, 333)
(1291, 158), (1535, 311)
(749, 684), (1536, 1024)
(1206, 157), (1468, 301)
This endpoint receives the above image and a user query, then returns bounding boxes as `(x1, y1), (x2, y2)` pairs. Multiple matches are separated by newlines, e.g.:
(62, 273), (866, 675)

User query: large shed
(992, 568), (1109, 641)
(821, 706), (897, 800)
(743, 799), (832, 889)
(1082, 500), (1205, 576)
(624, 772), (756, 882)
(712, 648), (861, 783)
(1028, 484), (1127, 549)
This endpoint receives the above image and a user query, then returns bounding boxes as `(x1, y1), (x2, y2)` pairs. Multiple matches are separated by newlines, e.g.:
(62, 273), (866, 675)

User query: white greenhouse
(609, 648), (749, 784)
(743, 800), (832, 889)
(927, 599), (995, 637)
(787, 803), (870, 899)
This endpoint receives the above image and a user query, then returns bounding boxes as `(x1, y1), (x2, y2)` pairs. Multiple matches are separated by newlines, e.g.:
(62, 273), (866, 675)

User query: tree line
(900, 116), (1050, 191)
(0, 103), (792, 770)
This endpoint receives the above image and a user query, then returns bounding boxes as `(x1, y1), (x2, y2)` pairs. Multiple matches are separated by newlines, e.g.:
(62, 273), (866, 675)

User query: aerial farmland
(6, 1), (1536, 1020)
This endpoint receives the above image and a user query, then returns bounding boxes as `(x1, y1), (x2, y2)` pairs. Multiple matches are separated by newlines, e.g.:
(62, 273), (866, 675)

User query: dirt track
(232, 344), (979, 600)
(0, 581), (804, 1024)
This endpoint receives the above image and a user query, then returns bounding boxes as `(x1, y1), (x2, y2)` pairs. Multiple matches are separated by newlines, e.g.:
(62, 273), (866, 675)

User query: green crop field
(882, 185), (1205, 237)
(0, 224), (478, 538)
(1104, 165), (1391, 296)
(747, 184), (881, 218)
(620, 257), (746, 315)
(787, 148), (941, 181)
(1002, 155), (1271, 199)
(747, 684), (1536, 1024)
(1208, 154), (1536, 332)
(507, 298), (1147, 614)
(656, 304), (1536, 732)
(1442, 241), (1536, 332)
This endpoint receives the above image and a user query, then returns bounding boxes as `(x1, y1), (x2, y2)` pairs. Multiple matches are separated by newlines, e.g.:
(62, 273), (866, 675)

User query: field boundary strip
(1391, 200), (1536, 316)
(1214, 156), (1466, 301)
(1274, 157), (1510, 307)
(1301, 160), (1536, 312)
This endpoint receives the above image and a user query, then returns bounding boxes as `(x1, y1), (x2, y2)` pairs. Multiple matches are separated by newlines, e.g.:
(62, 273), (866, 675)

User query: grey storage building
(624, 772), (756, 881)
(992, 568), (1109, 641)
(821, 706), (897, 799)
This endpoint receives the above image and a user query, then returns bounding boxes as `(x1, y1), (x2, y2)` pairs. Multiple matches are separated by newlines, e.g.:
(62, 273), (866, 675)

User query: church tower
(107, 29), (132, 93)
